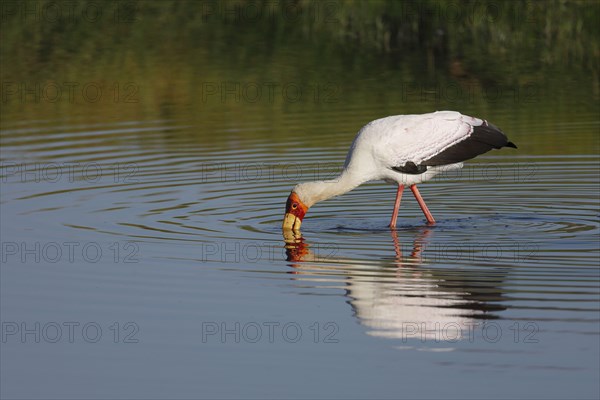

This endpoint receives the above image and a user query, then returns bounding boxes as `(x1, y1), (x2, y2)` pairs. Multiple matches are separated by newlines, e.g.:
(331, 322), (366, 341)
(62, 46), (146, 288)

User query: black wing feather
(422, 121), (517, 166)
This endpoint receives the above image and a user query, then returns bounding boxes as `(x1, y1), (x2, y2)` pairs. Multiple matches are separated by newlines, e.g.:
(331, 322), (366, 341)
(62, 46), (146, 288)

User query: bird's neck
(296, 169), (366, 208)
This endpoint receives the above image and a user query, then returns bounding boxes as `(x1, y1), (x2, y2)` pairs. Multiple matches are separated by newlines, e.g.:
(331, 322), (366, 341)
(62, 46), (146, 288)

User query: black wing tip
(477, 123), (517, 149)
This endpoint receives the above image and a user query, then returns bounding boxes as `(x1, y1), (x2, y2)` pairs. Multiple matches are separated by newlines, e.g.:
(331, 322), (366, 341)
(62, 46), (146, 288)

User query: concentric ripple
(1, 116), (599, 362)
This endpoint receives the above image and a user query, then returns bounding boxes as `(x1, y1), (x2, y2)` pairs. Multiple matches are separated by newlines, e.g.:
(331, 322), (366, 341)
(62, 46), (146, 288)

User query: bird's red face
(282, 192), (308, 232)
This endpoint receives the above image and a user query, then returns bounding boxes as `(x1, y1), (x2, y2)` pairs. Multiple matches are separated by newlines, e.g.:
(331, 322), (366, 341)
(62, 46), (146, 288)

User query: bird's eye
(292, 203), (298, 209)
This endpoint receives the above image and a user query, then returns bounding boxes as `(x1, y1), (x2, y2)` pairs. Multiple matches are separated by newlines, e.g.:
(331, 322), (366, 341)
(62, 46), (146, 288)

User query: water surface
(1, 10), (599, 399)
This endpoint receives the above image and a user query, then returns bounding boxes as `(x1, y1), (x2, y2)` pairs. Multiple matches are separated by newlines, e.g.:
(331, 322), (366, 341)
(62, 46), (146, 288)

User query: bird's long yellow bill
(282, 213), (302, 232)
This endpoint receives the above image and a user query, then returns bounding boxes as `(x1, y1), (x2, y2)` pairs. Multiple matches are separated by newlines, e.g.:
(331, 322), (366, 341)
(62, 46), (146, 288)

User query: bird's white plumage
(345, 110), (483, 169)
(293, 110), (496, 208)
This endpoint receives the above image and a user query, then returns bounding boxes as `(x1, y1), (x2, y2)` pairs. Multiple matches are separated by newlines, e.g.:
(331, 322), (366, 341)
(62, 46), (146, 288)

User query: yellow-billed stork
(282, 111), (517, 232)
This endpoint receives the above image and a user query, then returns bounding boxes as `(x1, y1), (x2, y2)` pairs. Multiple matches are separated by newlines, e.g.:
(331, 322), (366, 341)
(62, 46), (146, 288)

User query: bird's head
(282, 191), (309, 233)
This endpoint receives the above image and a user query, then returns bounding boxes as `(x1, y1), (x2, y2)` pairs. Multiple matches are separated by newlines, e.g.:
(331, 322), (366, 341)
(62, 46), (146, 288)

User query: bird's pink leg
(389, 185), (404, 229)
(410, 185), (436, 225)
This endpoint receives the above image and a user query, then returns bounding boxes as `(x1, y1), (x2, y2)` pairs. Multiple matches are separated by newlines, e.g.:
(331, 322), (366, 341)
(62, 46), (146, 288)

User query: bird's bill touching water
(282, 212), (302, 232)
(282, 192), (308, 232)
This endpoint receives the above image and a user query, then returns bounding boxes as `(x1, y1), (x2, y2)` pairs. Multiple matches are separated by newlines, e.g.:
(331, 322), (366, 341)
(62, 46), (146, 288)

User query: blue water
(1, 115), (598, 398)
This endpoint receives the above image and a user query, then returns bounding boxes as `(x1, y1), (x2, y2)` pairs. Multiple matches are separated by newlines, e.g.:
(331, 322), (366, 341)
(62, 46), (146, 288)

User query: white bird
(282, 111), (517, 232)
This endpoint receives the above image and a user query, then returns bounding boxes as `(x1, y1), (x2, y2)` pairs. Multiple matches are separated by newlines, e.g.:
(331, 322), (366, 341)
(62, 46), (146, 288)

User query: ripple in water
(1, 118), (598, 365)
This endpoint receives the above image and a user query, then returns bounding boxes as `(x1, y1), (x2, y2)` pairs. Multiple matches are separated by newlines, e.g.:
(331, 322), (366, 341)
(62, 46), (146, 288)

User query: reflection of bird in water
(282, 111), (517, 233)
(284, 229), (507, 341)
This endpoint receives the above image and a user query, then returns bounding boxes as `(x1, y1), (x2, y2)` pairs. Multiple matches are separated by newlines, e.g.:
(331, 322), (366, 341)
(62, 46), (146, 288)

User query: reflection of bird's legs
(410, 185), (435, 224)
(389, 185), (404, 229)
(391, 227), (433, 272)
(391, 229), (403, 266)
(411, 227), (432, 262)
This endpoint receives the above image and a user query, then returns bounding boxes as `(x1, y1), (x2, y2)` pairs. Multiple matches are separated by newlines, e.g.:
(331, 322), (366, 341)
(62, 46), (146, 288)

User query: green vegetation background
(1, 0), (598, 153)
(3, 1), (598, 73)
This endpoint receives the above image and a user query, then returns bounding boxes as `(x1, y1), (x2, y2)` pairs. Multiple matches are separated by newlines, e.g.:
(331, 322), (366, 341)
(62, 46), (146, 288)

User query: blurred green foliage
(2, 0), (599, 76)
(1, 0), (598, 156)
